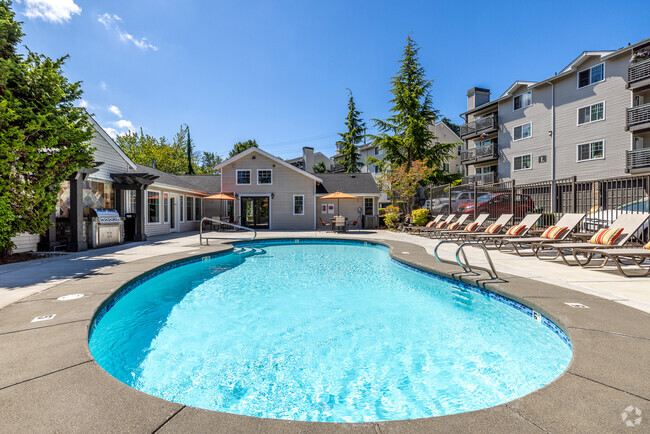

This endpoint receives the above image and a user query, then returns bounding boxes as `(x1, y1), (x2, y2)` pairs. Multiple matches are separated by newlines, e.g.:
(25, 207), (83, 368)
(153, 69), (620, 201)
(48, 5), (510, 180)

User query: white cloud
(79, 99), (88, 108)
(23, 0), (81, 23)
(108, 105), (122, 118)
(104, 127), (119, 139)
(100, 81), (107, 91)
(113, 119), (135, 131)
(105, 119), (136, 138)
(98, 12), (158, 51)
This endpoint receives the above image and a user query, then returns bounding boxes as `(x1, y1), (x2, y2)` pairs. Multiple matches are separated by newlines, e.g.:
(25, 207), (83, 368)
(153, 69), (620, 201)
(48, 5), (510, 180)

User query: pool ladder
(434, 240), (500, 280)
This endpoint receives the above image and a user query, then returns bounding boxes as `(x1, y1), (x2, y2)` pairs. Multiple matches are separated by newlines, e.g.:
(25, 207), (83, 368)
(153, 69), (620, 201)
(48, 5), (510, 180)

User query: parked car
(581, 199), (649, 237)
(457, 193), (535, 217)
(424, 190), (487, 214)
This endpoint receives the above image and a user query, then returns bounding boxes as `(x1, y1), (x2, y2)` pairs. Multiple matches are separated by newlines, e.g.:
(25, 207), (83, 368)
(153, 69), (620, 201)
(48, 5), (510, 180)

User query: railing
(433, 240), (500, 279)
(199, 217), (257, 245)
(626, 148), (650, 172)
(462, 172), (497, 185)
(460, 143), (498, 163)
(459, 115), (498, 138)
(628, 58), (650, 84)
(627, 103), (650, 128)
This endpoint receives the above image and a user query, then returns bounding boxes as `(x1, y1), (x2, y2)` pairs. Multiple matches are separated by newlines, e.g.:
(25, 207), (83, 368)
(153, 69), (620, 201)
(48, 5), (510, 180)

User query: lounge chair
(408, 215), (443, 235)
(427, 214), (470, 238)
(471, 213), (542, 248)
(456, 214), (514, 243)
(420, 214), (456, 237)
(438, 213), (490, 240)
(572, 241), (650, 277)
(501, 213), (586, 256)
(533, 213), (650, 265)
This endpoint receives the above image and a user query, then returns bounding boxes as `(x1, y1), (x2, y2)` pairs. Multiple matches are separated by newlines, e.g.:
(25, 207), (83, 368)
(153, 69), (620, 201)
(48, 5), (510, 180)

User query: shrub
(412, 208), (429, 226)
(0, 197), (16, 256)
(378, 208), (386, 216)
(384, 212), (399, 230)
(384, 205), (400, 214)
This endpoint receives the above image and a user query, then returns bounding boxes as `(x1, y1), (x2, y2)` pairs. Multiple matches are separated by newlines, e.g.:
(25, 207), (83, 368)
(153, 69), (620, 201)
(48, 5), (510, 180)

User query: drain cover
(57, 294), (84, 301)
(31, 314), (56, 323)
(564, 302), (589, 308)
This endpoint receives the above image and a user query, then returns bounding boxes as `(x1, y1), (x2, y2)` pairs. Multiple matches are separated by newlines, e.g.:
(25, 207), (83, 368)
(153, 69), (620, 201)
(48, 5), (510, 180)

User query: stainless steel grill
(86, 208), (124, 248)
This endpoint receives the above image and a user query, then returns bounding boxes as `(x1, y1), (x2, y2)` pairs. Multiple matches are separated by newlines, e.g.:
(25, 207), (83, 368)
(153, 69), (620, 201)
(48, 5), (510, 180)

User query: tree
(0, 1), (93, 255)
(312, 161), (327, 173)
(197, 151), (222, 174)
(370, 36), (454, 172)
(441, 117), (461, 137)
(376, 160), (431, 215)
(229, 139), (258, 158)
(337, 90), (365, 173)
(117, 128), (186, 174)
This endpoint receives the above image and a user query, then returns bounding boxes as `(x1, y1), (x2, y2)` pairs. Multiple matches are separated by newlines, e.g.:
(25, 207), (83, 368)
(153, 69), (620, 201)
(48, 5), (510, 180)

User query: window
(293, 195), (304, 215)
(163, 193), (169, 223)
(578, 63), (604, 88)
(513, 123), (532, 141)
(147, 191), (160, 223)
(374, 165), (380, 174)
(257, 169), (272, 185)
(194, 198), (201, 220)
(577, 140), (604, 162)
(374, 147), (379, 155)
(514, 154), (532, 171)
(236, 169), (251, 185)
(578, 102), (604, 125)
(457, 146), (462, 156)
(186, 196), (194, 221)
(513, 91), (532, 110)
(442, 162), (450, 172)
(364, 197), (374, 215)
(179, 196), (184, 221)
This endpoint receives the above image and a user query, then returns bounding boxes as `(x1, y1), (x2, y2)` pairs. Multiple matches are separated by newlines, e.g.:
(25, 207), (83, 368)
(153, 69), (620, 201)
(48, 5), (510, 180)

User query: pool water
(89, 241), (572, 422)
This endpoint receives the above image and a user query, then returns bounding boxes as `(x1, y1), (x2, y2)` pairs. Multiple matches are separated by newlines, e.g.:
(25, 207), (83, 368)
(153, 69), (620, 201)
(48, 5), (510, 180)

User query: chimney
(467, 87), (491, 111)
(303, 147), (314, 173)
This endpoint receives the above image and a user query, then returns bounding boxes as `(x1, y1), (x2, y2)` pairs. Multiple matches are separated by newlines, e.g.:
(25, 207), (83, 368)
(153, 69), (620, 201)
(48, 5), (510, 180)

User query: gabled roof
(215, 147), (323, 182)
(87, 113), (137, 170)
(498, 81), (537, 99)
(316, 173), (380, 195)
(559, 51), (614, 74)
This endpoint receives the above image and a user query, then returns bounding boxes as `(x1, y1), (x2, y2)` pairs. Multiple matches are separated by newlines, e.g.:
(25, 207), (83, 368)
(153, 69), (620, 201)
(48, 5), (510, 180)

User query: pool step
(233, 247), (266, 257)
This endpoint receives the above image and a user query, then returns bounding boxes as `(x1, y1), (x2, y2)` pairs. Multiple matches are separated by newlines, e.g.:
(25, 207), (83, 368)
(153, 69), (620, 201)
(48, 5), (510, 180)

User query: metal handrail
(456, 242), (500, 279)
(200, 217), (257, 245)
(433, 240), (472, 272)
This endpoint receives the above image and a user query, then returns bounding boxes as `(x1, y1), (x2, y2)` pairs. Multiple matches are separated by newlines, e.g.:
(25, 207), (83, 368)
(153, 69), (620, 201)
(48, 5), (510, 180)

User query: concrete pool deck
(0, 230), (648, 432)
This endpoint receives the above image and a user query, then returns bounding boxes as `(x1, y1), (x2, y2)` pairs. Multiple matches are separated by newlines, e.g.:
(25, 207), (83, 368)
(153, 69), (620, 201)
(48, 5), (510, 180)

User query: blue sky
(17, 0), (649, 160)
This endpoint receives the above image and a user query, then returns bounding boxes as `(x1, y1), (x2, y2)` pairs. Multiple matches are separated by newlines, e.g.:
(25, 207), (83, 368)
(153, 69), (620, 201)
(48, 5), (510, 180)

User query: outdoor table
(571, 232), (595, 242)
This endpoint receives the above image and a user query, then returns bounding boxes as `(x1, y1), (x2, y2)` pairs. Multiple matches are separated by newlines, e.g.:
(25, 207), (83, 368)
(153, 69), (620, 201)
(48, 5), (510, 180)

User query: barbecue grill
(86, 208), (124, 248)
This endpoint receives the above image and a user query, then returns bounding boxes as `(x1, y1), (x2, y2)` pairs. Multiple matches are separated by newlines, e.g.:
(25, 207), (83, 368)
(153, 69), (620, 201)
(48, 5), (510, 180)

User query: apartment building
(459, 37), (650, 184)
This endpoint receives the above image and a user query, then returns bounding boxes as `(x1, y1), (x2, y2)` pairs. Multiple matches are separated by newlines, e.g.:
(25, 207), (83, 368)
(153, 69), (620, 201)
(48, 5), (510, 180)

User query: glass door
(240, 196), (270, 229)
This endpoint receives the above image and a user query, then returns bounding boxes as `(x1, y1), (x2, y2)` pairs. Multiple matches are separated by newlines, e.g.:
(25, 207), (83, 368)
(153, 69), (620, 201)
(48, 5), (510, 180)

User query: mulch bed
(0, 252), (44, 265)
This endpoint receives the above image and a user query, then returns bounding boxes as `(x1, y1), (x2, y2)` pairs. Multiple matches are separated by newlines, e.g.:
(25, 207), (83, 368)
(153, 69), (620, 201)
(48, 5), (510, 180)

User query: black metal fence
(425, 174), (650, 243)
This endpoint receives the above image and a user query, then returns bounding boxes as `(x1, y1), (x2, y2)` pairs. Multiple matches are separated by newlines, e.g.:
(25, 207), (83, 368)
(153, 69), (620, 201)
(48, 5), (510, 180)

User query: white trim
(256, 168), (273, 185)
(576, 140), (605, 162)
(147, 189), (162, 224)
(513, 91), (532, 111)
(513, 122), (533, 141)
(215, 147), (323, 183)
(576, 101), (606, 126)
(577, 62), (605, 89)
(170, 193), (180, 232)
(293, 194), (305, 215)
(163, 192), (169, 224)
(236, 169), (252, 185)
(513, 154), (533, 171)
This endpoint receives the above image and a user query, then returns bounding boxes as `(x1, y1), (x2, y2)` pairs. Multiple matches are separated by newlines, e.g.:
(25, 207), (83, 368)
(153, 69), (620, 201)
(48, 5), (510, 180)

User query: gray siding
(10, 233), (40, 253)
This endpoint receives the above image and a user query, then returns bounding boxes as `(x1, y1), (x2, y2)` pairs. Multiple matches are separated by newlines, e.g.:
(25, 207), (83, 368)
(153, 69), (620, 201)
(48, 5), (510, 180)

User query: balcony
(626, 103), (650, 132)
(628, 58), (650, 90)
(459, 115), (498, 139)
(460, 143), (498, 164)
(626, 148), (650, 172)
(461, 172), (497, 185)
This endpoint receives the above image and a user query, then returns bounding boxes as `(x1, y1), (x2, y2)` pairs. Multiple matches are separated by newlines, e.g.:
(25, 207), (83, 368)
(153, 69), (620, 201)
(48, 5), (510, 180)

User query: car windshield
(477, 194), (495, 203)
(617, 199), (649, 212)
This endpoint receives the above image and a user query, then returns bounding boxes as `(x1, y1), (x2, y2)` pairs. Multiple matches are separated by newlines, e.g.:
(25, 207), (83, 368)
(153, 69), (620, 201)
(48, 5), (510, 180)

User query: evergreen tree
(371, 36), (453, 172)
(312, 161), (327, 173)
(0, 1), (93, 255)
(337, 90), (365, 173)
(229, 139), (258, 158)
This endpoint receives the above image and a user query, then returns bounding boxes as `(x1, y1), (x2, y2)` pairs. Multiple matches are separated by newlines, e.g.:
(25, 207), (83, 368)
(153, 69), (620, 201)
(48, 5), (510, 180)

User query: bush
(384, 205), (400, 214)
(378, 208), (385, 216)
(384, 212), (399, 230)
(0, 197), (16, 256)
(412, 208), (429, 226)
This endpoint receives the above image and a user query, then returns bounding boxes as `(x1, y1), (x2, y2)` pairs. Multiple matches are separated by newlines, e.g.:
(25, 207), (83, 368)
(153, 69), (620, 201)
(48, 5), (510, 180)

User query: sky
(15, 0), (650, 160)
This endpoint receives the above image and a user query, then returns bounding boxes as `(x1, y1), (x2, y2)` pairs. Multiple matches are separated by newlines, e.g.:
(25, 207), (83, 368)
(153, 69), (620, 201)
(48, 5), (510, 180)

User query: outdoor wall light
(548, 130), (553, 136)
(271, 193), (275, 199)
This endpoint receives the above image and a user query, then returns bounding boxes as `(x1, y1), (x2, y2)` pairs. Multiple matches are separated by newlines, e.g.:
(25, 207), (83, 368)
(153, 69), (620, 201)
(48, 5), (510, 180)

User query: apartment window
(236, 169), (251, 185)
(374, 147), (379, 155)
(180, 196), (184, 221)
(186, 196), (194, 221)
(374, 165), (380, 174)
(577, 141), (604, 162)
(513, 123), (532, 141)
(457, 145), (462, 156)
(578, 102), (604, 125)
(476, 139), (495, 147)
(194, 198), (201, 221)
(578, 63), (604, 88)
(147, 191), (160, 223)
(257, 169), (272, 185)
(442, 162), (450, 172)
(163, 193), (169, 223)
(514, 154), (532, 171)
(293, 195), (304, 215)
(513, 91), (532, 110)
(364, 197), (374, 215)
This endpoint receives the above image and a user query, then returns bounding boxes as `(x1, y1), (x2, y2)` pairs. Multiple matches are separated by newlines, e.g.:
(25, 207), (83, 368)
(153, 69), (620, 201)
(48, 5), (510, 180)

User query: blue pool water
(89, 240), (572, 422)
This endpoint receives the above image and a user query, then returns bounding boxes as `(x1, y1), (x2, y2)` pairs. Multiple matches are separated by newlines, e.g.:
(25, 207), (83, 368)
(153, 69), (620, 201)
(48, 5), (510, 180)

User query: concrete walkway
(2, 229), (650, 313)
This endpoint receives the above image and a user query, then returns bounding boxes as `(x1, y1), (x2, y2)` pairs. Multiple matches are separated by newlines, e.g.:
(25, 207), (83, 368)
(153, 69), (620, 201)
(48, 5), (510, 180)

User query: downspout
(551, 81), (556, 181)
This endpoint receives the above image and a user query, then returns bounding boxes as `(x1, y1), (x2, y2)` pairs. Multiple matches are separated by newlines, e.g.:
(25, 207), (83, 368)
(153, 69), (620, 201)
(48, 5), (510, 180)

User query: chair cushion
(588, 227), (624, 246)
(484, 223), (502, 234)
(541, 225), (569, 240)
(505, 224), (526, 236)
(425, 221), (435, 228)
(464, 222), (479, 232)
(447, 222), (460, 230)
(436, 221), (447, 229)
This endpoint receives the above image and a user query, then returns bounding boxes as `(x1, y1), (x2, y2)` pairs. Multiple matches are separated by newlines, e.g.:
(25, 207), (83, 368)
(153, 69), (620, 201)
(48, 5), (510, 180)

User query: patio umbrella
(320, 191), (357, 216)
(204, 193), (236, 221)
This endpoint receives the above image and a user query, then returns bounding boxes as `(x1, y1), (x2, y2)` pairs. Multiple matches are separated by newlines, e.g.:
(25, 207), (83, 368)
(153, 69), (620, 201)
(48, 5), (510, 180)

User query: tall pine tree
(0, 1), (93, 255)
(337, 90), (365, 173)
(371, 36), (453, 172)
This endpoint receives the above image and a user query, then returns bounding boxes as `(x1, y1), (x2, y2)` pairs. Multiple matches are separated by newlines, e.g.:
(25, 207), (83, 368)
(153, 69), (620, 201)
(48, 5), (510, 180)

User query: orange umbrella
(321, 191), (356, 216)
(204, 193), (236, 221)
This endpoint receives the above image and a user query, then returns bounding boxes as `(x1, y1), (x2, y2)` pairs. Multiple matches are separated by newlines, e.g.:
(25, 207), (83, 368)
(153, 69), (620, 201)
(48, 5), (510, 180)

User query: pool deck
(0, 230), (648, 432)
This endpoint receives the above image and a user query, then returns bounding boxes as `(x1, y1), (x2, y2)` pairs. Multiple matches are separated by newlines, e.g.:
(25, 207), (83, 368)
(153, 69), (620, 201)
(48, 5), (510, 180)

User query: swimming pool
(89, 240), (572, 423)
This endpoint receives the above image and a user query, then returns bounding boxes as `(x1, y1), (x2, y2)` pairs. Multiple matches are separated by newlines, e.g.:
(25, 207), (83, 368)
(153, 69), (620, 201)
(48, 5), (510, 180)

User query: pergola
(110, 172), (159, 242)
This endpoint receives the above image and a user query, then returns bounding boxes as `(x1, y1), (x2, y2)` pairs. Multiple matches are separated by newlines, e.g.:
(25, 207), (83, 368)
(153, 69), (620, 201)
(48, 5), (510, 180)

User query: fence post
(551, 180), (557, 214)
(510, 180), (515, 215)
(448, 183), (452, 215)
(473, 182), (478, 220)
(571, 176), (577, 213)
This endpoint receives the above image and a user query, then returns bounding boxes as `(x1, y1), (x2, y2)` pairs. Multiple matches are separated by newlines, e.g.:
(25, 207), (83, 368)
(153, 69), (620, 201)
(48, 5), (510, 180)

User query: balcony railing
(628, 58), (650, 85)
(459, 115), (498, 139)
(626, 148), (650, 172)
(461, 172), (497, 185)
(627, 103), (650, 129)
(460, 143), (498, 163)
